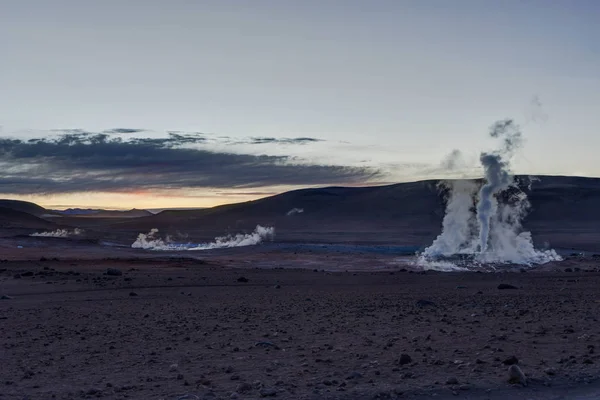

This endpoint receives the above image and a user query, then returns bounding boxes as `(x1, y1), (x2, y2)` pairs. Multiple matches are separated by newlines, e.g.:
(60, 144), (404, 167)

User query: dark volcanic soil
(2, 251), (600, 400)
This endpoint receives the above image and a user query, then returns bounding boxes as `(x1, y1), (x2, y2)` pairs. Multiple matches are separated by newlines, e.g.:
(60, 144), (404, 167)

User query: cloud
(244, 137), (324, 145)
(103, 128), (146, 134)
(0, 131), (380, 195)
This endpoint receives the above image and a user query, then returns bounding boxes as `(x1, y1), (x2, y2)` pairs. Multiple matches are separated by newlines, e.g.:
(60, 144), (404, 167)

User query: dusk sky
(1, 0), (599, 209)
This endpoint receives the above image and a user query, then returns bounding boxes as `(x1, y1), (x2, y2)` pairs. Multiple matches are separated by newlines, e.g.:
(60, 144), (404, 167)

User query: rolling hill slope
(109, 175), (600, 250)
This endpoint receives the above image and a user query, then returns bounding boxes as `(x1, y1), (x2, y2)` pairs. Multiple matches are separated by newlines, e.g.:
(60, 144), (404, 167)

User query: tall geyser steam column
(476, 153), (510, 252)
(476, 120), (521, 252)
(418, 118), (561, 267)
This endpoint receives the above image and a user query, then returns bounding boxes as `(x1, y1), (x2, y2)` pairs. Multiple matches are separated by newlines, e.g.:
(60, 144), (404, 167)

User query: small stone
(274, 284), (281, 289)
(544, 368), (556, 375)
(446, 377), (459, 385)
(416, 299), (437, 308)
(106, 268), (122, 276)
(1, 295), (12, 300)
(129, 292), (138, 296)
(255, 341), (279, 349)
(169, 363), (178, 371)
(398, 354), (412, 365)
(346, 371), (363, 380)
(236, 382), (253, 393)
(497, 284), (518, 290)
(21, 271), (34, 277)
(230, 393), (239, 399)
(502, 356), (519, 365)
(508, 365), (527, 386)
(259, 387), (277, 397)
(237, 276), (249, 283)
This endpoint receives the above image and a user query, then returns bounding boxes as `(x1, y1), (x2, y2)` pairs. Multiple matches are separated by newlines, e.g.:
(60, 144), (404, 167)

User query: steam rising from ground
(132, 225), (275, 251)
(31, 228), (85, 238)
(286, 208), (304, 216)
(418, 119), (561, 268)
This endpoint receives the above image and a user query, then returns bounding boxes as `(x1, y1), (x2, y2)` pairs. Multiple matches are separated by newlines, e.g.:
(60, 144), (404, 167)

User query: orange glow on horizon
(4, 192), (266, 210)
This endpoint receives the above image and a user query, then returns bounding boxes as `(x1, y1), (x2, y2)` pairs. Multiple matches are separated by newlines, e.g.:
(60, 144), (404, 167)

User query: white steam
(30, 228), (85, 238)
(286, 208), (304, 216)
(419, 119), (561, 267)
(131, 225), (275, 251)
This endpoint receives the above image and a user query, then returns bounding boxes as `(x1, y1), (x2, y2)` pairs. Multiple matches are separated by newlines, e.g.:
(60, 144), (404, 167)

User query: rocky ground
(2, 251), (600, 400)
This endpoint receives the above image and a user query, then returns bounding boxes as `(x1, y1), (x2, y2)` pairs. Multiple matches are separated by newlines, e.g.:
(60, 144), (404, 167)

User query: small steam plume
(419, 119), (561, 268)
(286, 208), (304, 216)
(132, 225), (275, 251)
(130, 228), (168, 249)
(30, 228), (85, 238)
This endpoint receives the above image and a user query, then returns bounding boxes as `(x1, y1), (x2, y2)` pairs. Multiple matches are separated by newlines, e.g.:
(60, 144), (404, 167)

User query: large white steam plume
(419, 119), (561, 267)
(131, 225), (275, 251)
(30, 228), (85, 238)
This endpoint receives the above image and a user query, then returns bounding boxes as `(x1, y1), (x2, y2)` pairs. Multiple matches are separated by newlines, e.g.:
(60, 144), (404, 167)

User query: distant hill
(53, 208), (153, 218)
(0, 199), (49, 217)
(2, 176), (600, 250)
(109, 175), (600, 250)
(0, 207), (57, 230)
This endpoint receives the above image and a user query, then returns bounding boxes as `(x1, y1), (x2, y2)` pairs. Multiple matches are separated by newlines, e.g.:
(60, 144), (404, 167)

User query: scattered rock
(21, 271), (34, 277)
(177, 395), (200, 400)
(497, 284), (518, 290)
(274, 284), (281, 289)
(508, 365), (527, 386)
(1, 295), (12, 300)
(237, 276), (249, 283)
(398, 354), (412, 365)
(259, 387), (277, 397)
(502, 356), (519, 365)
(446, 377), (459, 385)
(544, 368), (556, 376)
(255, 341), (279, 350)
(129, 292), (138, 297)
(106, 268), (123, 276)
(416, 299), (437, 308)
(236, 382), (253, 393)
(346, 371), (363, 380)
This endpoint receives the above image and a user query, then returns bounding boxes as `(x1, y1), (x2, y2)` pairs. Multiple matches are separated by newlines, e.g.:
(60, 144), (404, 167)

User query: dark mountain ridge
(1, 175), (599, 250)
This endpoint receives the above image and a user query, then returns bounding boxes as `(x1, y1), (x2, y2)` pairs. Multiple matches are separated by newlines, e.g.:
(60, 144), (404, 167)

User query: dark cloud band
(0, 132), (379, 195)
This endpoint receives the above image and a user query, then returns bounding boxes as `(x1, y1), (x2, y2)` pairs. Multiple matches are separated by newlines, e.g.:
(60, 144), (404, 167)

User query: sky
(1, 0), (599, 209)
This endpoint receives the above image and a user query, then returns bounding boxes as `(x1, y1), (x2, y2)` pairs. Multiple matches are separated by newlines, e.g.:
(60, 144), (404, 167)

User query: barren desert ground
(2, 241), (600, 400)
